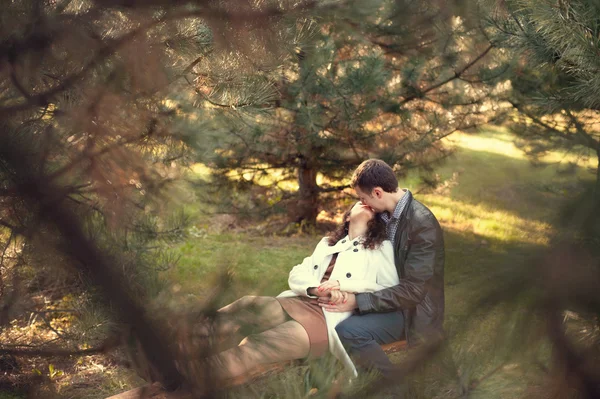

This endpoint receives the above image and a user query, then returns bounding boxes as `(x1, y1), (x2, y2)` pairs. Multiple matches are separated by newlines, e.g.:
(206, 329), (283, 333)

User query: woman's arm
(288, 237), (328, 297)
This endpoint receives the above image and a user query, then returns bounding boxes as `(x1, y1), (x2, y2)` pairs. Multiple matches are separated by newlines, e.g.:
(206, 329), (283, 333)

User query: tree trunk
(295, 161), (319, 227)
(291, 47), (321, 228)
(595, 148), (600, 204)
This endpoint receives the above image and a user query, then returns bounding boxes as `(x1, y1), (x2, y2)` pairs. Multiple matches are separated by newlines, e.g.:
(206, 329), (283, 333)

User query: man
(319, 159), (445, 379)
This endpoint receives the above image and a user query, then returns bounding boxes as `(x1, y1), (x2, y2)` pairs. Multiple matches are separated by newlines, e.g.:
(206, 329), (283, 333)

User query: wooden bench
(106, 340), (407, 399)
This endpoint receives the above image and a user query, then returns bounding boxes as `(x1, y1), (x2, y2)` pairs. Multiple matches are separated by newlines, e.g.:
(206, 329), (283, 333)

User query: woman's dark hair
(327, 206), (387, 249)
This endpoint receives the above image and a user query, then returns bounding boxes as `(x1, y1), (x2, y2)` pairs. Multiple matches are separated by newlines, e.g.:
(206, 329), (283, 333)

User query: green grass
(165, 233), (316, 302)
(60, 126), (596, 398)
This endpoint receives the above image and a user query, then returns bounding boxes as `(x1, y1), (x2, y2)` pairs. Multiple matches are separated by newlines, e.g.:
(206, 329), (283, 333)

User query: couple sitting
(208, 159), (445, 381)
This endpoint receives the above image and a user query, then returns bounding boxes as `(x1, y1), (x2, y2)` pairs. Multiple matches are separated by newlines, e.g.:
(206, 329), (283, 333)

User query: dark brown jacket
(355, 191), (445, 345)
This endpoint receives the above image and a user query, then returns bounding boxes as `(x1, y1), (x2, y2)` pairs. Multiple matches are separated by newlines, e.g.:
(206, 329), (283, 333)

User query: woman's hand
(327, 290), (348, 305)
(318, 280), (340, 293)
(319, 292), (356, 311)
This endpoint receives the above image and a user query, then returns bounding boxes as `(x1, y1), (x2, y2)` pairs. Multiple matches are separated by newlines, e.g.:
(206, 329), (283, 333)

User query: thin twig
(0, 337), (119, 357)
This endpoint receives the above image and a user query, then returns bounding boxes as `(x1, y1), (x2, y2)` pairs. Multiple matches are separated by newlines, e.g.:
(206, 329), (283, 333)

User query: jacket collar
(399, 190), (413, 222)
(394, 191), (414, 247)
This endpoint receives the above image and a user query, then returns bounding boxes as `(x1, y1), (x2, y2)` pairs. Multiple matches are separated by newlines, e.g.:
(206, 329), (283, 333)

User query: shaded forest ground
(1, 126), (595, 399)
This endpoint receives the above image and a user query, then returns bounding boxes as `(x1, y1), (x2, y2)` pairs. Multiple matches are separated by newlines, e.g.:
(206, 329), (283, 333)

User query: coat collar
(323, 234), (364, 256)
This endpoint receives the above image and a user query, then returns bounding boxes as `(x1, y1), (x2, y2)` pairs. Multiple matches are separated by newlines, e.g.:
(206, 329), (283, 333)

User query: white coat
(277, 235), (399, 376)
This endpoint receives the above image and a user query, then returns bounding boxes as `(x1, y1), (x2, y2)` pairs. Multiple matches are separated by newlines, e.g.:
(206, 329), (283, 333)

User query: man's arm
(356, 215), (443, 314)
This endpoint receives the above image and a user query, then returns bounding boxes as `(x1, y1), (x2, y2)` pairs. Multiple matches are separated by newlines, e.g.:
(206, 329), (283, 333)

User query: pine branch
(399, 44), (495, 105)
(457, 64), (511, 84)
(46, 122), (157, 184)
(564, 109), (600, 149)
(37, 312), (70, 340)
(508, 101), (593, 147)
(0, 1), (326, 116)
(65, 194), (105, 216)
(0, 220), (21, 234)
(0, 13), (179, 114)
(9, 65), (32, 101)
(178, 55), (205, 78)
(27, 309), (80, 315)
(0, 229), (14, 269)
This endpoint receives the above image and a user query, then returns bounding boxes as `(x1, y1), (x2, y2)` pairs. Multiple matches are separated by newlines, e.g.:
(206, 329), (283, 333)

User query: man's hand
(328, 290), (347, 304)
(319, 292), (357, 312)
(318, 280), (340, 293)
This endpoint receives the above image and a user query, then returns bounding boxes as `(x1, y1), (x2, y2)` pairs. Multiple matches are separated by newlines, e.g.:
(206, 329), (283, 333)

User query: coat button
(346, 273), (352, 278)
(314, 265), (318, 269)
(342, 239), (346, 243)
(353, 241), (359, 246)
(353, 248), (359, 252)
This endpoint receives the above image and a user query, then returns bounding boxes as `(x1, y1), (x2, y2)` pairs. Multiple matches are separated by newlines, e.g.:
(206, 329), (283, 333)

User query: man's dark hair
(351, 159), (398, 193)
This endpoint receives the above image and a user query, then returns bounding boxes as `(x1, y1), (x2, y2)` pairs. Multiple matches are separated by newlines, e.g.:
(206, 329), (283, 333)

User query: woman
(209, 202), (399, 379)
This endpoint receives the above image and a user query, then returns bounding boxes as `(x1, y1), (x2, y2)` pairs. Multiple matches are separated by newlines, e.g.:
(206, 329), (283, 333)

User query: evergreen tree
(0, 0), (325, 392)
(484, 0), (600, 199)
(183, 0), (497, 227)
(477, 2), (600, 397)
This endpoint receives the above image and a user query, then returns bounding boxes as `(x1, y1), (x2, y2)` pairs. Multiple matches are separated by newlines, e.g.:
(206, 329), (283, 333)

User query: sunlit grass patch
(446, 128), (596, 167)
(446, 129), (530, 160)
(422, 195), (552, 246)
